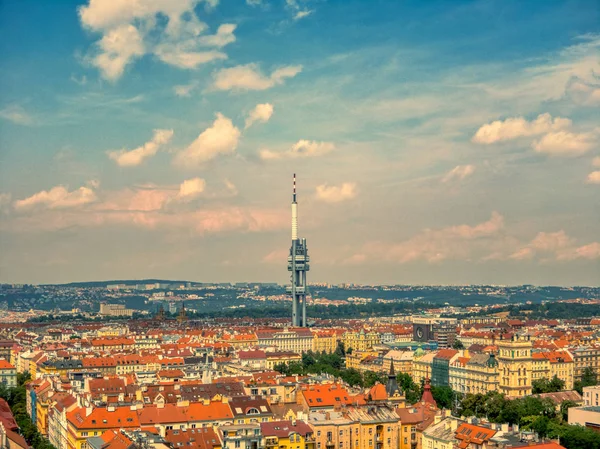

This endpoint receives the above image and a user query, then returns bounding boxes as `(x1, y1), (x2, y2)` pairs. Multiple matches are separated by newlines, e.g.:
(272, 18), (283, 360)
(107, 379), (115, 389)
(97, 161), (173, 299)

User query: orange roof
(67, 406), (140, 430)
(367, 383), (387, 401)
(455, 422), (496, 448)
(0, 360), (15, 369)
(532, 351), (573, 363)
(302, 384), (355, 408)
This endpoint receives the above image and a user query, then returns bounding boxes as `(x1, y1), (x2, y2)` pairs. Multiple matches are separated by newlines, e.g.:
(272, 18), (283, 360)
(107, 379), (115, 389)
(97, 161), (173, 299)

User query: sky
(0, 0), (599, 286)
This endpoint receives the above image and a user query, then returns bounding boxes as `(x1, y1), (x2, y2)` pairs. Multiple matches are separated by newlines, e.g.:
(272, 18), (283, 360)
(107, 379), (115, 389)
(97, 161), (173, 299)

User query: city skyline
(1, 0), (599, 285)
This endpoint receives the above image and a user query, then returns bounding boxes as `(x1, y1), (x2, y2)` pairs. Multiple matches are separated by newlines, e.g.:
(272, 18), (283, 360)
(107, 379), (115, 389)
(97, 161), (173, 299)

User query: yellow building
(312, 331), (338, 354)
(345, 350), (378, 370)
(343, 330), (380, 352)
(261, 420), (315, 449)
(497, 334), (533, 398)
(382, 350), (413, 375)
(66, 406), (140, 449)
(412, 352), (436, 386)
(532, 350), (574, 391)
(265, 352), (302, 370)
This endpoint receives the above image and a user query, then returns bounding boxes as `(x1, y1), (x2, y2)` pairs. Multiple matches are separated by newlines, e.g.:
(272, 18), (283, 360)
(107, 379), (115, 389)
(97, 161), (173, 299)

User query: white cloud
(155, 48), (226, 69)
(315, 183), (357, 203)
(177, 177), (206, 201)
(586, 171), (600, 184)
(472, 113), (571, 144)
(79, 0), (234, 80)
(510, 230), (600, 261)
(245, 103), (274, 129)
(173, 113), (241, 167)
(260, 139), (334, 160)
(14, 185), (98, 211)
(363, 212), (506, 264)
(293, 10), (313, 20)
(441, 164), (475, 183)
(565, 77), (600, 106)
(212, 63), (302, 91)
(198, 24), (236, 47)
(532, 131), (595, 156)
(108, 129), (174, 167)
(92, 24), (145, 81)
(246, 0), (263, 5)
(174, 82), (198, 97)
(0, 105), (33, 125)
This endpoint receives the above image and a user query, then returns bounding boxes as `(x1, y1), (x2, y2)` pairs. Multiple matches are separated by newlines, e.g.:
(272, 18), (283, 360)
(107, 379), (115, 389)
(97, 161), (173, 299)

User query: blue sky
(0, 0), (599, 285)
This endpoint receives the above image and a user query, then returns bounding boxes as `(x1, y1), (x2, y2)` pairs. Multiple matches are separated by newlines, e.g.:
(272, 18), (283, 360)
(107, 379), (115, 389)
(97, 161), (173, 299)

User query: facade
(531, 351), (574, 390)
(497, 334), (533, 398)
(413, 353), (436, 386)
(583, 386), (600, 407)
(257, 328), (313, 353)
(343, 330), (380, 353)
(449, 353), (499, 395)
(431, 350), (458, 388)
(0, 360), (17, 388)
(382, 350), (413, 375)
(568, 346), (600, 382)
(99, 303), (134, 317)
(221, 423), (263, 449)
(312, 331), (338, 354)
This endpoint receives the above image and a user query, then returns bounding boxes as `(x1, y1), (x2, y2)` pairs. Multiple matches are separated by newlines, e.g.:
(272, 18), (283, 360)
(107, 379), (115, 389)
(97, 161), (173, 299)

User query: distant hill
(48, 279), (191, 288)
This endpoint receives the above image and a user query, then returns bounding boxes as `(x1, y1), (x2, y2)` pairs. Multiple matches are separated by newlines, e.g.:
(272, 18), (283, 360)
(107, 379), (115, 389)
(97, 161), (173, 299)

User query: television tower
(286, 174), (310, 327)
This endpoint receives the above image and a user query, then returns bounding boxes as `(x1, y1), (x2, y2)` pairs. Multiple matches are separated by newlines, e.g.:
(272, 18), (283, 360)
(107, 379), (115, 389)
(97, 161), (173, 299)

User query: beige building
(497, 334), (533, 398)
(412, 352), (436, 386)
(532, 350), (574, 390)
(99, 303), (134, 317)
(583, 385), (600, 407)
(256, 328), (313, 353)
(308, 405), (401, 449)
(449, 352), (499, 395)
(343, 330), (380, 352)
(382, 350), (413, 375)
(568, 346), (600, 382)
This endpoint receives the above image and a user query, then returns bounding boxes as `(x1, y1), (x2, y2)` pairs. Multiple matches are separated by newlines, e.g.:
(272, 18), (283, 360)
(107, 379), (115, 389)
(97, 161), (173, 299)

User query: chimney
(85, 406), (93, 417)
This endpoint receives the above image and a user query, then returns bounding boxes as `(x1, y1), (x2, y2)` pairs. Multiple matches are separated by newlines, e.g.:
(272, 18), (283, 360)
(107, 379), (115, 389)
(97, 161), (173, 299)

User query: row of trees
(455, 390), (600, 449)
(0, 372), (57, 449)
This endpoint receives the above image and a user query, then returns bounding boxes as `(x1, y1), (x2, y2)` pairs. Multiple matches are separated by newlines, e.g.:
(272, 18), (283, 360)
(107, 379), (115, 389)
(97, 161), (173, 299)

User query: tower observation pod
(286, 174), (310, 327)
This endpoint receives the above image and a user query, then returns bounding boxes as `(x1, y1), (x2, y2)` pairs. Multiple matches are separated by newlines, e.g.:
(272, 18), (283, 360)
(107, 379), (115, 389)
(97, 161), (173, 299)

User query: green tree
(363, 371), (386, 388)
(452, 340), (465, 350)
(560, 400), (579, 422)
(533, 376), (565, 394)
(431, 385), (454, 410)
(340, 369), (363, 387)
(334, 341), (346, 357)
(574, 367), (598, 394)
